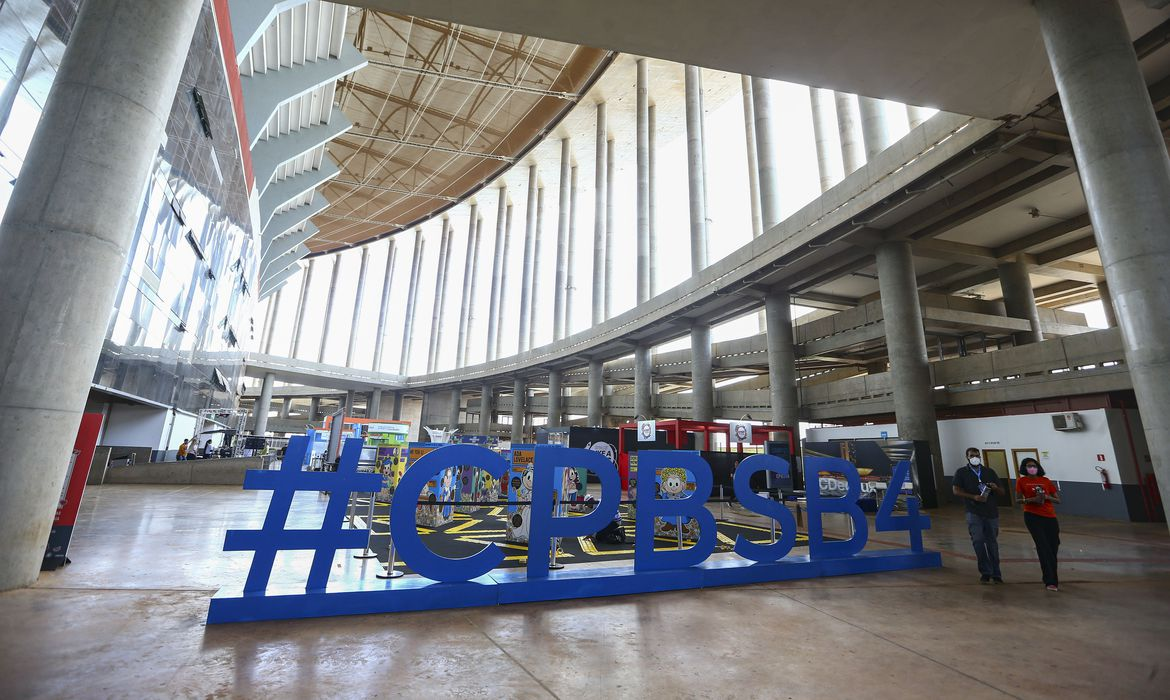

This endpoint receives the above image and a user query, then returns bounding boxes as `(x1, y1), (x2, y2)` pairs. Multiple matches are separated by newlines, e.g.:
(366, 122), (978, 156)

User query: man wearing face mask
(952, 447), (1005, 583)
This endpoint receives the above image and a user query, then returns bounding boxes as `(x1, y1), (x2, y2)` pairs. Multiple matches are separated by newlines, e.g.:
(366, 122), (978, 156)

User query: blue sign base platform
(206, 549), (941, 624)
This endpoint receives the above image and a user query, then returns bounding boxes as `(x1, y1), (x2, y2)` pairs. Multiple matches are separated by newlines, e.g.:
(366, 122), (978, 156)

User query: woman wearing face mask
(1016, 457), (1062, 591)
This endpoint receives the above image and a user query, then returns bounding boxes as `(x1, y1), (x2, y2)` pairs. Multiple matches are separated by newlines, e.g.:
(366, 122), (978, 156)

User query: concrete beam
(259, 156), (339, 230)
(227, 0), (311, 65)
(262, 192), (329, 251)
(260, 245), (309, 290)
(251, 107), (352, 196)
(260, 225), (316, 275)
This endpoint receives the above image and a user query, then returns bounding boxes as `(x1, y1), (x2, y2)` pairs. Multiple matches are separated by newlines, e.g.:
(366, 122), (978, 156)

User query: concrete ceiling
(354, 0), (1169, 120)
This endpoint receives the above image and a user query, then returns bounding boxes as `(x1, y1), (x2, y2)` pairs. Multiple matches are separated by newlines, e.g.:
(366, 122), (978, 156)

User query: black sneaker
(992, 576), (1004, 584)
(980, 575), (991, 584)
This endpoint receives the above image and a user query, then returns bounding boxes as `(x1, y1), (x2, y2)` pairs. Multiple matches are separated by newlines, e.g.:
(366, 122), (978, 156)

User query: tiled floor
(2, 484), (1168, 698)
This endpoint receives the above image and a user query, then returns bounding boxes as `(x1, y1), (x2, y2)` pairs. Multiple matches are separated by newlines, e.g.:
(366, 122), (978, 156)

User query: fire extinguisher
(1095, 465), (1112, 490)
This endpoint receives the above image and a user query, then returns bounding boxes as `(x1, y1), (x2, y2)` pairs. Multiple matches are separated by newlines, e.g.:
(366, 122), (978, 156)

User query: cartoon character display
(505, 466), (534, 543)
(653, 466), (701, 540)
(408, 443), (456, 528)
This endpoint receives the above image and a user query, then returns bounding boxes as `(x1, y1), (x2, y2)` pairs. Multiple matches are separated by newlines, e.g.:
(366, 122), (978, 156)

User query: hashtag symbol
(223, 435), (382, 592)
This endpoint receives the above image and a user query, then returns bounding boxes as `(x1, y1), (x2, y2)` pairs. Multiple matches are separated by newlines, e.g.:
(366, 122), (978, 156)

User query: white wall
(164, 411), (199, 451)
(101, 404), (169, 448)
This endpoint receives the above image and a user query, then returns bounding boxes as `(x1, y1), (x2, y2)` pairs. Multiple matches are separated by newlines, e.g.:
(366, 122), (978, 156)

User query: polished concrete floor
(2, 484), (1168, 699)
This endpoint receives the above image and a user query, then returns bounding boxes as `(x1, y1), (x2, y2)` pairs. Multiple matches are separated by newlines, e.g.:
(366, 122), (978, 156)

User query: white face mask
(968, 456), (982, 466)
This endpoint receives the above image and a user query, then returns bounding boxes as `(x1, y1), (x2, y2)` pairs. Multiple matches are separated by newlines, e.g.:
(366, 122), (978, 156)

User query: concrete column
(448, 388), (461, 429)
(906, 104), (932, 129)
(456, 203), (479, 367)
(528, 186), (545, 350)
(765, 291), (800, 428)
(0, 36), (38, 137)
(634, 346), (653, 419)
(648, 104), (658, 296)
(1097, 280), (1117, 328)
(605, 138), (615, 319)
(554, 138), (571, 340)
(254, 373), (276, 436)
(998, 258), (1043, 345)
(291, 258), (316, 358)
(875, 240), (945, 503)
(392, 392), (403, 421)
(691, 325), (714, 421)
(834, 93), (866, 175)
(587, 359), (604, 426)
(858, 96), (893, 161)
(592, 102), (607, 327)
(345, 390), (357, 418)
(345, 247), (370, 367)
(317, 254), (342, 363)
(566, 165), (579, 334)
(518, 165), (538, 353)
(0, 0), (202, 590)
(751, 77), (782, 231)
(463, 216), (484, 365)
(371, 239), (396, 371)
(261, 287), (283, 354)
(810, 87), (843, 192)
(494, 203), (514, 359)
(548, 370), (563, 426)
(1036, 0), (1170, 522)
(741, 76), (765, 239)
(479, 384), (494, 435)
(370, 389), (382, 420)
(686, 66), (710, 274)
(486, 189), (508, 360)
(511, 378), (527, 443)
(427, 218), (453, 373)
(279, 398), (292, 420)
(399, 229), (425, 375)
(309, 396), (321, 423)
(636, 59), (652, 303)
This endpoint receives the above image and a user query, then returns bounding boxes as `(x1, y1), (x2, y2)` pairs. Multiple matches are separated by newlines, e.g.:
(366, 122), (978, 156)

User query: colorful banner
(42, 413), (103, 571)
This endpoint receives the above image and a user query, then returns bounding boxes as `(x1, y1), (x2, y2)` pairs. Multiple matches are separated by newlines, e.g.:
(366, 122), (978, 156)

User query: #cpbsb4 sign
(207, 438), (939, 623)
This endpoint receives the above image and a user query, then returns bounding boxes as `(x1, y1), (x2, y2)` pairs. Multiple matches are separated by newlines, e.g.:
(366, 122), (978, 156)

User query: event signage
(728, 420), (753, 444)
(637, 420), (656, 442)
(207, 438), (939, 623)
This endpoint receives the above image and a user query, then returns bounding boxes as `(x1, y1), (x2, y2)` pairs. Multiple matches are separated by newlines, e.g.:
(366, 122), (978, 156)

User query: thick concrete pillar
(345, 247), (370, 367)
(456, 203), (479, 367)
(686, 66), (710, 273)
(399, 229), (425, 375)
(809, 87), (843, 192)
(554, 139), (572, 340)
(548, 371), (563, 426)
(998, 258), (1043, 345)
(448, 388), (461, 429)
(479, 384), (494, 435)
(691, 325), (714, 421)
(634, 346), (653, 419)
(254, 373), (276, 436)
(566, 165), (579, 333)
(834, 93), (866, 175)
(587, 359), (604, 426)
(518, 165), (538, 353)
(741, 76), (765, 239)
(392, 392), (403, 421)
(371, 239), (396, 371)
(0, 0), (202, 590)
(345, 390), (357, 418)
(875, 240), (945, 503)
(605, 139), (615, 319)
(591, 102), (607, 327)
(751, 77), (782, 231)
(858, 96), (893, 161)
(1097, 280), (1117, 328)
(291, 258), (316, 358)
(765, 291), (800, 428)
(309, 397), (321, 423)
(528, 186), (544, 350)
(318, 254), (342, 363)
(1036, 0), (1170, 523)
(427, 218), (454, 373)
(279, 398), (292, 420)
(261, 287), (282, 354)
(484, 188), (507, 362)
(370, 389), (382, 420)
(636, 59), (652, 302)
(511, 378), (527, 443)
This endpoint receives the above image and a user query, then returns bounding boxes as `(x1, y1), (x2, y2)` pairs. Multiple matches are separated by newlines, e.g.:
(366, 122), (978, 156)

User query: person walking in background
(176, 439), (189, 461)
(952, 446), (1005, 584)
(1016, 457), (1062, 591)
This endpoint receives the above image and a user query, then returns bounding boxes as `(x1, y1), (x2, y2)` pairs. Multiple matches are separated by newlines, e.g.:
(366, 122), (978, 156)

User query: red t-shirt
(1016, 476), (1057, 518)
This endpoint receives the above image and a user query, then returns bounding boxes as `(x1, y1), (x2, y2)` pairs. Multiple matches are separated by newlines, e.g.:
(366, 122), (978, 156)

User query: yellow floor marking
(446, 518), (483, 533)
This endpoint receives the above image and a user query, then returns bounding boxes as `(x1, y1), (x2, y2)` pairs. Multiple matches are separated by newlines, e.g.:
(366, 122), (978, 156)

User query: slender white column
(254, 372), (276, 436)
(345, 247), (370, 367)
(494, 203), (514, 359)
(427, 218), (453, 373)
(834, 92), (865, 175)
(686, 66), (709, 274)
(456, 203), (479, 367)
(371, 239), (396, 371)
(529, 186), (544, 350)
(554, 138), (571, 340)
(291, 258), (316, 358)
(486, 187), (507, 360)
(317, 254), (342, 363)
(462, 215), (483, 366)
(398, 229), (425, 375)
(566, 165), (579, 335)
(636, 58), (651, 303)
(648, 104), (658, 296)
(858, 96), (893, 161)
(518, 165), (538, 353)
(591, 103), (607, 327)
(604, 139), (615, 319)
(261, 287), (283, 354)
(742, 76), (764, 240)
(809, 87), (843, 192)
(751, 77), (782, 231)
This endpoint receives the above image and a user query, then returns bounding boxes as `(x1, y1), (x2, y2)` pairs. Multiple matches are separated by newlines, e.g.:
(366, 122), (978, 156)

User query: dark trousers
(965, 512), (1001, 578)
(1024, 512), (1061, 586)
